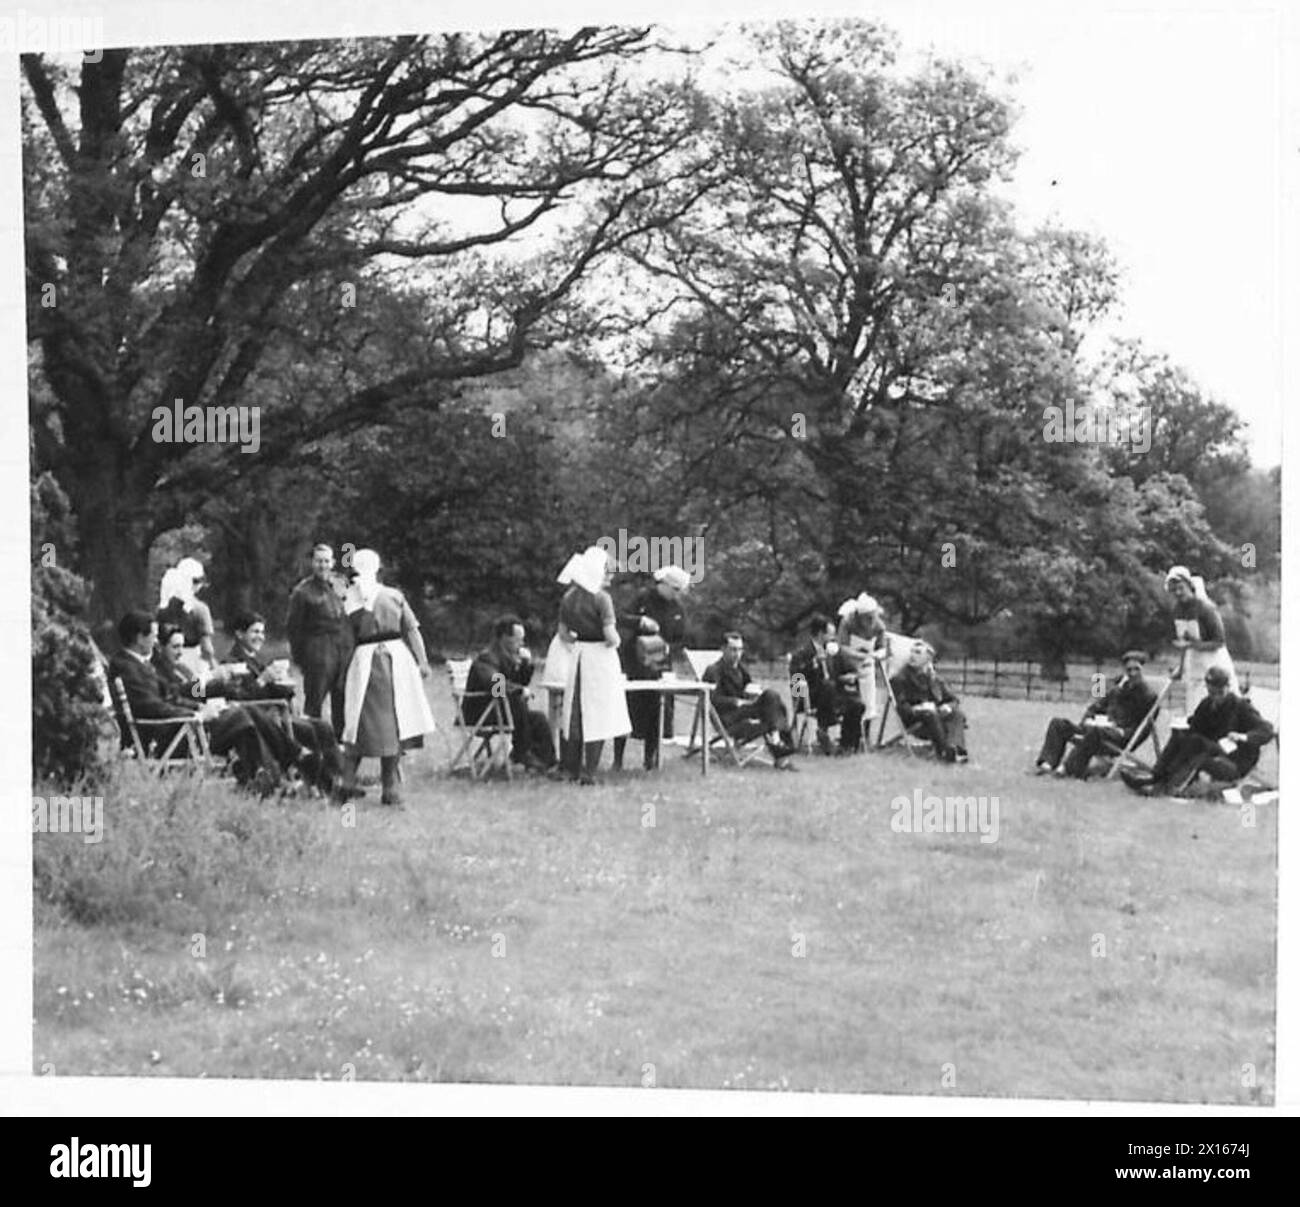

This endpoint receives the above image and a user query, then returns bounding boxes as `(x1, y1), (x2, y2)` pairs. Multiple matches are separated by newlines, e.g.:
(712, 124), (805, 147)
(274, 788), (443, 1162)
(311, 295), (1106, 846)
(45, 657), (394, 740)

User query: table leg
(701, 691), (709, 777)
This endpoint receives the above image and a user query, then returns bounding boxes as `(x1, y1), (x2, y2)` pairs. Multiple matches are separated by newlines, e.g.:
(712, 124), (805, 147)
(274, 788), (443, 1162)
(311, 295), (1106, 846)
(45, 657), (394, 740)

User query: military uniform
(286, 574), (353, 738)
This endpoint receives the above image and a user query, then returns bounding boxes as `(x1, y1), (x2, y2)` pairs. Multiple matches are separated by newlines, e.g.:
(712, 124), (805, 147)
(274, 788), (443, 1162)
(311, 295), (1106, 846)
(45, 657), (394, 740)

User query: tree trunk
(61, 458), (153, 627)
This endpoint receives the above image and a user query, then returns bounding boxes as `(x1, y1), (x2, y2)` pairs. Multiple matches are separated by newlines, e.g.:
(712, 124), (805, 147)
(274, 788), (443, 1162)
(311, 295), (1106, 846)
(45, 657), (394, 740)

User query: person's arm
(398, 594), (431, 677)
(285, 587), (305, 664)
(599, 593), (620, 649)
(1229, 700), (1274, 750)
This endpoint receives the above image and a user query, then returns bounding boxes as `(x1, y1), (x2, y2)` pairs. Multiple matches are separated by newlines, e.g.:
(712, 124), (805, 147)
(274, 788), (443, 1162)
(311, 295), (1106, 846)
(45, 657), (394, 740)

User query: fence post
(1025, 661), (1032, 700)
(993, 657), (1000, 698)
(962, 655), (968, 695)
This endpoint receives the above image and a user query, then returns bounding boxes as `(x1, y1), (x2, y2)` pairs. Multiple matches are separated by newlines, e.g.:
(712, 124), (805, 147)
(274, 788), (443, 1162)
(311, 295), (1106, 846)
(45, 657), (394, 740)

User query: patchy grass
(33, 689), (1276, 1103)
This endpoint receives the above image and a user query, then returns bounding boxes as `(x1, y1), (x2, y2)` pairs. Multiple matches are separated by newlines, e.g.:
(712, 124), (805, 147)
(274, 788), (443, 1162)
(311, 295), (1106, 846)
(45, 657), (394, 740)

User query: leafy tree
(24, 32), (711, 621)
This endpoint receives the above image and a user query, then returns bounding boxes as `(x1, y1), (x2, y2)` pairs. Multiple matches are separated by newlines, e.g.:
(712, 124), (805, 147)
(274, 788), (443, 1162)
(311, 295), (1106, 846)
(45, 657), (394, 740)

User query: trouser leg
(1038, 717), (1079, 768)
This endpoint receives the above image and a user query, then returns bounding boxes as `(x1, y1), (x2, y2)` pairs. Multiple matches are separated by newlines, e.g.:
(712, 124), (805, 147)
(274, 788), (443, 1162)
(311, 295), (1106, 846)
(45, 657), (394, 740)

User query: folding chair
(111, 676), (214, 774)
(446, 659), (514, 780)
(872, 660), (935, 757)
(682, 649), (772, 769)
(1102, 677), (1168, 781)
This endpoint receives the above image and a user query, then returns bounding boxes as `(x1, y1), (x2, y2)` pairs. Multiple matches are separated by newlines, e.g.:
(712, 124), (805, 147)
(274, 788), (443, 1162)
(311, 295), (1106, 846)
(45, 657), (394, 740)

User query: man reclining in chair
(466, 615), (557, 774)
(1034, 649), (1158, 779)
(1121, 666), (1273, 797)
(702, 632), (799, 771)
(889, 640), (969, 763)
(790, 614), (866, 755)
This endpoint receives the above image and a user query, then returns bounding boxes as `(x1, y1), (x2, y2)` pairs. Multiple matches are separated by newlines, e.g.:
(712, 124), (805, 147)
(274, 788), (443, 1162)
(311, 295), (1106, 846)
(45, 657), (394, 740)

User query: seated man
(1035, 649), (1158, 778)
(152, 620), (298, 790)
(222, 611), (356, 800)
(702, 632), (798, 770)
(889, 640), (969, 763)
(109, 610), (278, 788)
(790, 614), (866, 754)
(1122, 666), (1273, 796)
(465, 615), (557, 774)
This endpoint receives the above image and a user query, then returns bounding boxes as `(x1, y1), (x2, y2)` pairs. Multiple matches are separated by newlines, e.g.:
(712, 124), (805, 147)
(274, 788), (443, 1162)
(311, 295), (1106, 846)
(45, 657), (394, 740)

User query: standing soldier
(286, 543), (353, 739)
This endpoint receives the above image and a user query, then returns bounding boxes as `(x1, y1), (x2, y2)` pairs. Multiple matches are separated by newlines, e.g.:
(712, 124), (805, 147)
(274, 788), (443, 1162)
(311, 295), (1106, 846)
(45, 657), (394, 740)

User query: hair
(808, 612), (832, 636)
(118, 610), (156, 646)
(722, 630), (743, 646)
(493, 614), (525, 640)
(156, 622), (185, 646)
(231, 610), (266, 635)
(312, 543), (333, 557)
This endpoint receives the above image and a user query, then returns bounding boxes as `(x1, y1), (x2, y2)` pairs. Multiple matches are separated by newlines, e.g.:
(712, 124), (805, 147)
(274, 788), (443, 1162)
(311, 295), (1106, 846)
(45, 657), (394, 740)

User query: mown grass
(33, 689), (1276, 1102)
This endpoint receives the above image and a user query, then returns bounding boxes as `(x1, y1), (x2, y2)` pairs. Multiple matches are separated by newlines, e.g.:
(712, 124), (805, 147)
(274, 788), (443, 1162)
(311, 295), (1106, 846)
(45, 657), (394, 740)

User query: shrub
(31, 473), (115, 782)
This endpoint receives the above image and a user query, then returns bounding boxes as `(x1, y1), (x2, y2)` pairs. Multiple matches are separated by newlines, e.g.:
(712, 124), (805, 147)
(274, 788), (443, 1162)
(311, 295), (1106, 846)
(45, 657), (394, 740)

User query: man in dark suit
(286, 543), (353, 739)
(110, 611), (276, 786)
(1122, 666), (1273, 796)
(702, 632), (798, 770)
(465, 615), (556, 773)
(790, 614), (867, 754)
(890, 640), (969, 762)
(1035, 650), (1159, 778)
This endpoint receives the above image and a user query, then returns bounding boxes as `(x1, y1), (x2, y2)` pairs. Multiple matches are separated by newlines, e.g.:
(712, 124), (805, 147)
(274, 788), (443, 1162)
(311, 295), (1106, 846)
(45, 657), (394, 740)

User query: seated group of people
(108, 609), (361, 800)
(1033, 650), (1274, 795)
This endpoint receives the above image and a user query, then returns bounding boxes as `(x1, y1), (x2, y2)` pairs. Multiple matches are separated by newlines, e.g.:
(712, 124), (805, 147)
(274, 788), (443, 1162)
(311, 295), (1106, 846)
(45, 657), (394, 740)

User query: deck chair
(873, 658), (936, 757)
(110, 675), (214, 774)
(446, 658), (514, 780)
(1102, 677), (1168, 781)
(682, 648), (772, 769)
(787, 652), (864, 755)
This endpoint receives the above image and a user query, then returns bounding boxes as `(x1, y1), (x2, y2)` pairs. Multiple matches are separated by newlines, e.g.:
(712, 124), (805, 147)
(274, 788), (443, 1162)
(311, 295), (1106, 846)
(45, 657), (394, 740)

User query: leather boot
(333, 752), (364, 803)
(380, 756), (403, 806)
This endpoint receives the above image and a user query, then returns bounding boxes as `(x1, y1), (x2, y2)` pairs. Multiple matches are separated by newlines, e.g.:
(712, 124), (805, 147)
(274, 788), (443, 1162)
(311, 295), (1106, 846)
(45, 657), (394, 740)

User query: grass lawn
(33, 686), (1277, 1103)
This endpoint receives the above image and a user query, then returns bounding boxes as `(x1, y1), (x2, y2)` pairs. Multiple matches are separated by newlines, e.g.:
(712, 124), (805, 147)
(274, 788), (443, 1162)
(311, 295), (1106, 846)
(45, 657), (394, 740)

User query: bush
(31, 473), (115, 782)
(33, 761), (327, 932)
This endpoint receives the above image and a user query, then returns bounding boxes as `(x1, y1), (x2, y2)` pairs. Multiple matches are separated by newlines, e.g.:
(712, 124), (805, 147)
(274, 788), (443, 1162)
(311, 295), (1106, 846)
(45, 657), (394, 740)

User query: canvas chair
(1101, 676), (1169, 781)
(682, 648), (772, 769)
(873, 658), (936, 757)
(446, 658), (514, 780)
(110, 675), (214, 774)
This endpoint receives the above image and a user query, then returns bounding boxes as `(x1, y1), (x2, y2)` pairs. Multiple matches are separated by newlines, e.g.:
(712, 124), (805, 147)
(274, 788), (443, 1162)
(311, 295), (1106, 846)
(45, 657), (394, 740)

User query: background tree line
(27, 20), (1280, 704)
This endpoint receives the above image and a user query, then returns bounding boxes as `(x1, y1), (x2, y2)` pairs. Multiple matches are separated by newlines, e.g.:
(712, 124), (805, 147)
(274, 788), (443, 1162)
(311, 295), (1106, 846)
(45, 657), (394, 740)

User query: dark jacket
(1087, 673), (1159, 737)
(790, 639), (859, 711)
(221, 638), (294, 703)
(1189, 692), (1273, 770)
(108, 650), (196, 721)
(286, 575), (350, 663)
(890, 663), (958, 718)
(464, 645), (534, 726)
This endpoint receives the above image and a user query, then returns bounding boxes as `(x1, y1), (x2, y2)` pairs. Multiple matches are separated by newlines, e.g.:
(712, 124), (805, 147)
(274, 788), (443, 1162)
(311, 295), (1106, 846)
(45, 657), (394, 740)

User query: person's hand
(1228, 731), (1248, 744)
(1171, 637), (1189, 649)
(938, 703), (952, 715)
(1218, 736), (1238, 755)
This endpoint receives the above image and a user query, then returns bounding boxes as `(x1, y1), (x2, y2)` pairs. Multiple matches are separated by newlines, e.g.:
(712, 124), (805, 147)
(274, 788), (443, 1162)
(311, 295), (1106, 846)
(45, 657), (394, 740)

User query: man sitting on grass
(703, 632), (798, 770)
(1121, 666), (1273, 797)
(1034, 649), (1158, 779)
(889, 640), (969, 763)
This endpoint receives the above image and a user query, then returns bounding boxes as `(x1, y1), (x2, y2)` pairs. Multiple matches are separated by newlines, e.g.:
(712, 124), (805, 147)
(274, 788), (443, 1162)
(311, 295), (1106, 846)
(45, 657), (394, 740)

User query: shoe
(1120, 769), (1153, 791)
(1033, 762), (1052, 776)
(955, 750), (970, 764)
(774, 757), (798, 772)
(816, 729), (833, 756)
(1052, 764), (1066, 776)
(577, 773), (602, 787)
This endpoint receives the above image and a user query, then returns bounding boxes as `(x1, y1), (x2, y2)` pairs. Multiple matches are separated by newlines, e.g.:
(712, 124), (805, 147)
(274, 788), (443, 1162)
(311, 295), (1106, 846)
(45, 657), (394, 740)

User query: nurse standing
(1164, 565), (1238, 716)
